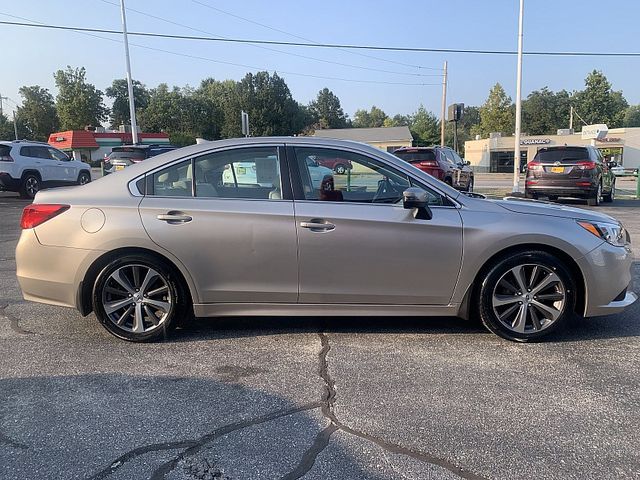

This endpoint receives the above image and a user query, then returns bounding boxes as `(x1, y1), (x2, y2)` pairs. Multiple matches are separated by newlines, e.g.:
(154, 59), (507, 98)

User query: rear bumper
(525, 183), (597, 197)
(577, 241), (637, 317)
(0, 173), (20, 191)
(16, 229), (100, 309)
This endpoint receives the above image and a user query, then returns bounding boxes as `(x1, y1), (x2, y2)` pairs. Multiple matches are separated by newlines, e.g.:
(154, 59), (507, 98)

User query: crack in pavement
(280, 333), (488, 480)
(0, 303), (36, 335)
(86, 402), (322, 480)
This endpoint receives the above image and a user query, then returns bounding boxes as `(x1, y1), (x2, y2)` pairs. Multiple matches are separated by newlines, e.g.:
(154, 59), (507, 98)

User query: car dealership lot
(0, 191), (639, 479)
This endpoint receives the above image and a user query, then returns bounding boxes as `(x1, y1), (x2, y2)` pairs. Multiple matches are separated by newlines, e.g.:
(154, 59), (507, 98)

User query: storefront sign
(597, 137), (621, 143)
(55, 136), (65, 142)
(520, 138), (551, 145)
(581, 124), (608, 140)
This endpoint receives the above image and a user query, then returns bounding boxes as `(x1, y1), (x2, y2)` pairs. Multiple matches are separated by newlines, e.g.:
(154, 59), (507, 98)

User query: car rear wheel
(603, 182), (615, 203)
(19, 174), (41, 199)
(77, 171), (91, 185)
(478, 251), (575, 342)
(92, 254), (189, 342)
(587, 183), (602, 206)
(334, 164), (347, 175)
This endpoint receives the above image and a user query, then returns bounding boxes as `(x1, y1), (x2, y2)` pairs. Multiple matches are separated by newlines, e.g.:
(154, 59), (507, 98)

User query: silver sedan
(15, 137), (637, 342)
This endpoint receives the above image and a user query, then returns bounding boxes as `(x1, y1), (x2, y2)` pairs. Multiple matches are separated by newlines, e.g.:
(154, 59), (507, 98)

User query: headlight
(577, 220), (630, 247)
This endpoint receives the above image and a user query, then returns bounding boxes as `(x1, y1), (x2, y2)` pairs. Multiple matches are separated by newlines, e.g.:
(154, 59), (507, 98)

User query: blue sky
(1, 0), (638, 120)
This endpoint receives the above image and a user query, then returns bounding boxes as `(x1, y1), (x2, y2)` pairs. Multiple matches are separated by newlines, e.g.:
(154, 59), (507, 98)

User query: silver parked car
(16, 137), (636, 342)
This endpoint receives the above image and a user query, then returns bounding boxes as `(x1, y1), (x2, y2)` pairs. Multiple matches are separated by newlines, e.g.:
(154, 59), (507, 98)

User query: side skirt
(193, 303), (461, 317)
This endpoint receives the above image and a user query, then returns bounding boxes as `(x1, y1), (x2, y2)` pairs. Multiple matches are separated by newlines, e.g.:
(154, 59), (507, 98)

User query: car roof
(394, 146), (441, 152)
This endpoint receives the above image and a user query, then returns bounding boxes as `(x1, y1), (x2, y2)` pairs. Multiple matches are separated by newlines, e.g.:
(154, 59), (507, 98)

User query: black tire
(77, 171), (91, 185)
(478, 251), (576, 342)
(334, 164), (347, 175)
(586, 183), (602, 206)
(92, 254), (190, 342)
(603, 181), (615, 203)
(466, 177), (474, 192)
(524, 191), (536, 199)
(19, 173), (41, 199)
(547, 195), (558, 202)
(444, 177), (453, 187)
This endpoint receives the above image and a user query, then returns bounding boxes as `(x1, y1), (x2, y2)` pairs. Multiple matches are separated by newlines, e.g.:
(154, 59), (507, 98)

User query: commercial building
(464, 127), (640, 172)
(47, 129), (170, 163)
(313, 126), (413, 152)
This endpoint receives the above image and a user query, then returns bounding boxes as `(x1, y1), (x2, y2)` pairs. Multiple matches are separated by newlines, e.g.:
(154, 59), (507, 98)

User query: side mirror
(465, 160), (471, 166)
(403, 187), (432, 220)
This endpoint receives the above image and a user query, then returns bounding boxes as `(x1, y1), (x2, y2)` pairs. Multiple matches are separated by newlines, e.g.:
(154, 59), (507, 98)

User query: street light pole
(120, 0), (139, 144)
(512, 0), (524, 194)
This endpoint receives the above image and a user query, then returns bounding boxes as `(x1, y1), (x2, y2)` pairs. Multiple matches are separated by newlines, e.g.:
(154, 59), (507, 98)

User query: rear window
(107, 151), (146, 161)
(534, 147), (590, 164)
(394, 150), (437, 162)
(0, 145), (11, 157)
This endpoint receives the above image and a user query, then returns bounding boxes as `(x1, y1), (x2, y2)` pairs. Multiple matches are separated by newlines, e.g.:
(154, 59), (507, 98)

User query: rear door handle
(299, 220), (335, 232)
(156, 211), (192, 224)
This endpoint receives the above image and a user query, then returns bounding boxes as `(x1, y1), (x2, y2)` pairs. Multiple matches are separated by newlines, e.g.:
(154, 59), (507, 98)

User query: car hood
(493, 197), (619, 224)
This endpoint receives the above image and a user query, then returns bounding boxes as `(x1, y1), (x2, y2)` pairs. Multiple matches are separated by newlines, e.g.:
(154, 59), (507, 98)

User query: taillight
(20, 204), (70, 229)
(0, 154), (14, 162)
(527, 162), (543, 171)
(418, 161), (439, 167)
(576, 161), (596, 170)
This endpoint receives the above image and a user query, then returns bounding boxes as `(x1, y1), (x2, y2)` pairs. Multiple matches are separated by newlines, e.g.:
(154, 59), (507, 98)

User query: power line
(0, 14), (436, 86)
(99, 0), (441, 77)
(191, 0), (442, 71)
(1, 19), (639, 57)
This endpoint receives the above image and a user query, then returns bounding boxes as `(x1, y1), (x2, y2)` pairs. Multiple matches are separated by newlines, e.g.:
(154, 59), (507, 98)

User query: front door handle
(156, 211), (192, 224)
(300, 220), (336, 232)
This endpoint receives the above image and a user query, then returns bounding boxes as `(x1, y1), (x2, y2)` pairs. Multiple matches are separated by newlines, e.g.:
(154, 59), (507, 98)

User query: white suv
(0, 141), (92, 198)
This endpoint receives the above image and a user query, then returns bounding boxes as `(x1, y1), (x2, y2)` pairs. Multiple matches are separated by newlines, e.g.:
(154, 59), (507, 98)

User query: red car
(315, 156), (353, 175)
(393, 146), (474, 192)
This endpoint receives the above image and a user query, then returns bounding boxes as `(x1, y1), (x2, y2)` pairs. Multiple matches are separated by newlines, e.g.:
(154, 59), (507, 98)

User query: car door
(450, 150), (470, 188)
(290, 145), (463, 305)
(47, 147), (78, 183)
(593, 147), (612, 192)
(138, 145), (298, 304)
(443, 149), (464, 188)
(25, 146), (59, 182)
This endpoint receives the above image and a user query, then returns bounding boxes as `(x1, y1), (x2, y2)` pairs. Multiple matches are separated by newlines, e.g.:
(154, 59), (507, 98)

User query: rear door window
(534, 148), (590, 164)
(394, 150), (436, 163)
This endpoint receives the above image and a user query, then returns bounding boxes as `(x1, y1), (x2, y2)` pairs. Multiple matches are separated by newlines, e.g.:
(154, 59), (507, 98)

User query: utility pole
(0, 93), (8, 116)
(12, 111), (18, 140)
(512, 0), (525, 195)
(569, 106), (573, 131)
(120, 0), (139, 144)
(440, 61), (448, 146)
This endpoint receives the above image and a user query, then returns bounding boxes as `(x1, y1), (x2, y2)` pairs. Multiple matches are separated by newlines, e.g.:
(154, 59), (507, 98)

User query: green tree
(475, 83), (514, 137)
(138, 84), (211, 145)
(522, 87), (571, 135)
(53, 66), (108, 130)
(572, 70), (628, 128)
(105, 79), (151, 130)
(0, 114), (15, 140)
(16, 86), (59, 141)
(196, 78), (240, 139)
(235, 71), (302, 136)
(623, 105), (640, 127)
(409, 106), (440, 146)
(383, 114), (411, 127)
(308, 88), (348, 129)
(353, 106), (388, 128)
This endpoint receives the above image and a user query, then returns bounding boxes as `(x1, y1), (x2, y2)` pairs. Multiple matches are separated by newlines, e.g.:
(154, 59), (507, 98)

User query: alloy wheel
(101, 264), (173, 334)
(79, 173), (90, 185)
(491, 263), (566, 334)
(25, 176), (39, 197)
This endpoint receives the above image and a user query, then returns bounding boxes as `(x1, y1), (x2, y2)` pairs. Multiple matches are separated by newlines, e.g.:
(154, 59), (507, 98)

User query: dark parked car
(393, 146), (474, 191)
(525, 146), (615, 206)
(103, 144), (178, 174)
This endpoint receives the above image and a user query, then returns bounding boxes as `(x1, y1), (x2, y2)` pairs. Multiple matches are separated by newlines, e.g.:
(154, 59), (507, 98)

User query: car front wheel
(478, 251), (575, 342)
(77, 171), (91, 185)
(92, 254), (189, 342)
(334, 164), (347, 175)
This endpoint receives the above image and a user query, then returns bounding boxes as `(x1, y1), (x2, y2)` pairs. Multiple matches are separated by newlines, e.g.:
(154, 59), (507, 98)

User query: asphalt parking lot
(0, 185), (639, 480)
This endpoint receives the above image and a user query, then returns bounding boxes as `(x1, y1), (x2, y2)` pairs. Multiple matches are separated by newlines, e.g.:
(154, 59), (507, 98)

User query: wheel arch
(77, 246), (195, 316)
(21, 169), (42, 180)
(458, 243), (586, 320)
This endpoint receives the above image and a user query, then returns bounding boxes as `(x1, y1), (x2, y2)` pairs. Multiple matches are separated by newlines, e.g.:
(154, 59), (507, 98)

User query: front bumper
(577, 241), (637, 317)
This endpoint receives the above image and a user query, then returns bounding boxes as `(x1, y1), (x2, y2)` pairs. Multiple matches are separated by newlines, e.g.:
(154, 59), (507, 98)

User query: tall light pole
(120, 0), (139, 144)
(512, 0), (524, 194)
(440, 61), (448, 146)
